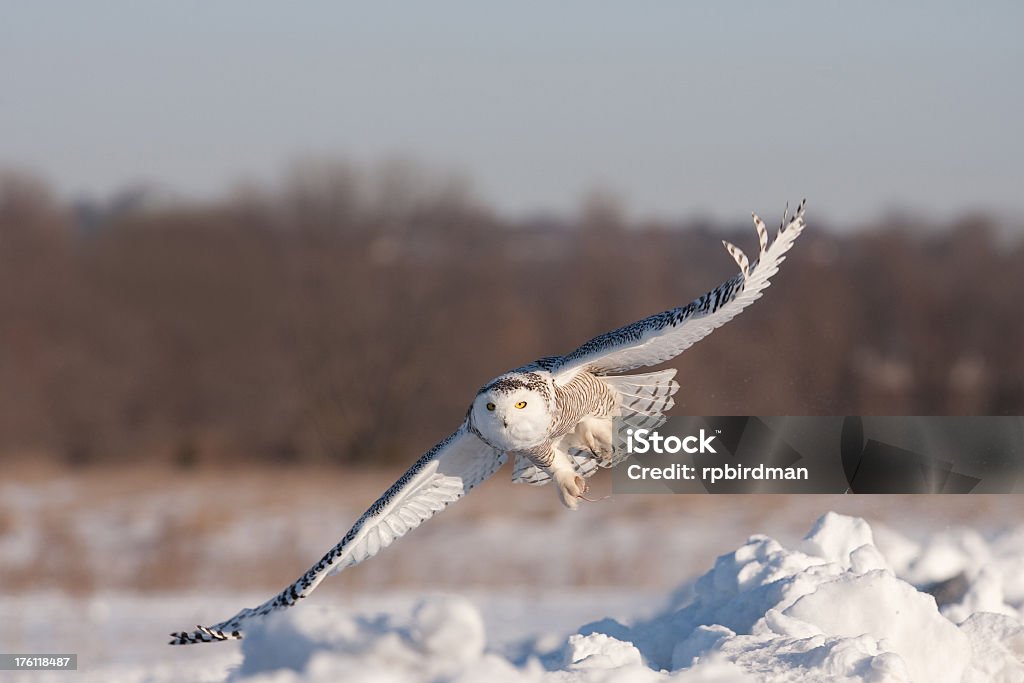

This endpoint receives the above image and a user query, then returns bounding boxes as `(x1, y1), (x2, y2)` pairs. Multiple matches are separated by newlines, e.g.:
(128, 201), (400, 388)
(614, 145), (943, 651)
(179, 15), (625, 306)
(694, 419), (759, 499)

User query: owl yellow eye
(515, 401), (527, 409)
(486, 402), (496, 411)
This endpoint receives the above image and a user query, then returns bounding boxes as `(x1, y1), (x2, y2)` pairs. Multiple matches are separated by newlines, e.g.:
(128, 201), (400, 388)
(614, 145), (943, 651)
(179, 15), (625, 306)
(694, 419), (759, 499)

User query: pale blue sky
(2, 2), (1021, 225)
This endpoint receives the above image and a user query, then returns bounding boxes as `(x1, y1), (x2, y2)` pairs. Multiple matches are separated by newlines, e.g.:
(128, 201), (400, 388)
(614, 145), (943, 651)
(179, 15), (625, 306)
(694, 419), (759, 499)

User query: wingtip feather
(169, 624), (243, 645)
(721, 240), (750, 277)
(752, 212), (768, 254)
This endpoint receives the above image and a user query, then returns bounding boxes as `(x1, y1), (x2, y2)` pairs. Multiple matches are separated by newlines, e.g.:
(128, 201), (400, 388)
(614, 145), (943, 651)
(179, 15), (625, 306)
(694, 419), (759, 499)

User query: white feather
(552, 200), (806, 378)
(169, 426), (504, 644)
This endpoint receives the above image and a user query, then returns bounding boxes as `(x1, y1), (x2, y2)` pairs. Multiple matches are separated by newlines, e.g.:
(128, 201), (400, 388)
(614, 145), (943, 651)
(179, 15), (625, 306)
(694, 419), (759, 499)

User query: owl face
(471, 386), (551, 451)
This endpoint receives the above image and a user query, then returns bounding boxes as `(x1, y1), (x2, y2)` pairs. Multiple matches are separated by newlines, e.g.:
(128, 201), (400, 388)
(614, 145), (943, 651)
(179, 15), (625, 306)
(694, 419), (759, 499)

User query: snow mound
(233, 513), (1024, 682)
(235, 595), (491, 682)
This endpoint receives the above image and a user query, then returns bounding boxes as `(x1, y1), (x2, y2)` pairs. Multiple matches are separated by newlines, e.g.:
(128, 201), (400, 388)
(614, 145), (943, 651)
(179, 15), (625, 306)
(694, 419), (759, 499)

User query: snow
(6, 509), (1024, 682)
(223, 512), (1023, 682)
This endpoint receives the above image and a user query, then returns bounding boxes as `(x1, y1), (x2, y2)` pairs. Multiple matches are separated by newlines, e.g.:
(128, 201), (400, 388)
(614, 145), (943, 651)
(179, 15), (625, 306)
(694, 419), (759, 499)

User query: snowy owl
(170, 200), (807, 645)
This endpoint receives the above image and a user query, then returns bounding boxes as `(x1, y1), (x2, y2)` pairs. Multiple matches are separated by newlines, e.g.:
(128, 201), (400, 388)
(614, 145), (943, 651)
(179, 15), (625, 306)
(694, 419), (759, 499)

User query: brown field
(2, 461), (1019, 598)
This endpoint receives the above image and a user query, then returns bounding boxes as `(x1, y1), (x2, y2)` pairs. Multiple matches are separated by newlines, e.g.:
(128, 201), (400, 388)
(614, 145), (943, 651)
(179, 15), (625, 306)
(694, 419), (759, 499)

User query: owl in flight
(171, 200), (807, 644)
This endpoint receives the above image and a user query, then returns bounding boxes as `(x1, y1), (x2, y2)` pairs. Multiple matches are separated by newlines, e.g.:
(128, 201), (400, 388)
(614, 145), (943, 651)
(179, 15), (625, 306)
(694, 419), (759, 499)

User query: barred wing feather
(169, 426), (505, 644)
(511, 449), (598, 486)
(553, 200), (806, 379)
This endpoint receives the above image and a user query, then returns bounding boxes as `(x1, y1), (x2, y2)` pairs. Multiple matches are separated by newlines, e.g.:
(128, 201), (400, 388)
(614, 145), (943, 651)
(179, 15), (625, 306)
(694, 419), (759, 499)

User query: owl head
(471, 373), (552, 451)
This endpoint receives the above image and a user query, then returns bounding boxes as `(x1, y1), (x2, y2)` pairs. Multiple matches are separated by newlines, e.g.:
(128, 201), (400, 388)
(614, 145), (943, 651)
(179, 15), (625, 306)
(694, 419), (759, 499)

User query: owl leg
(552, 468), (587, 510)
(545, 446), (587, 510)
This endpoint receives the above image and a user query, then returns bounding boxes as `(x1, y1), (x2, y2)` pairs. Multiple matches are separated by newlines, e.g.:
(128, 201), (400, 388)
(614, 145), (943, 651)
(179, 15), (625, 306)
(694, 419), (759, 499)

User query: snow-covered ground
(2, 469), (1024, 681)
(4, 520), (1024, 682)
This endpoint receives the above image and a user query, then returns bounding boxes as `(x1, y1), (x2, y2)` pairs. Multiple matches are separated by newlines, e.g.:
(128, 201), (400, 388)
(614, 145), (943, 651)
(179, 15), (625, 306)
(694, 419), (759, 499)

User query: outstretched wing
(552, 200), (806, 380)
(169, 425), (505, 644)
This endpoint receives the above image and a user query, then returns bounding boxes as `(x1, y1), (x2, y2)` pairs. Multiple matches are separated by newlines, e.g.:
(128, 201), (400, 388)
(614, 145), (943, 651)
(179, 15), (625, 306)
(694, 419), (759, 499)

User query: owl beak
(502, 418), (509, 428)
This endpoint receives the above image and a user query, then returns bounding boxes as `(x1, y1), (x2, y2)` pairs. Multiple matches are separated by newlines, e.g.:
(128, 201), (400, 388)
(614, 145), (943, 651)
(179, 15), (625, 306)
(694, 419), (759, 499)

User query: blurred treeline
(1, 163), (1021, 468)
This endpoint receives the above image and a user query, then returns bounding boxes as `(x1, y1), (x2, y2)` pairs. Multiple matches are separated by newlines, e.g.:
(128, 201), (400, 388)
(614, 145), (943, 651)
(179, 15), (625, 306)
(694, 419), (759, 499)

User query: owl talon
(575, 479), (609, 503)
(555, 471), (588, 509)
